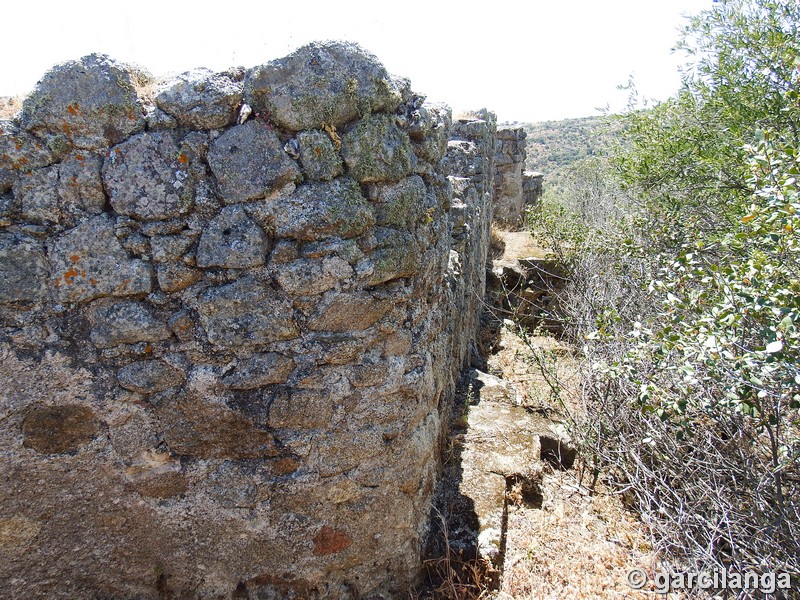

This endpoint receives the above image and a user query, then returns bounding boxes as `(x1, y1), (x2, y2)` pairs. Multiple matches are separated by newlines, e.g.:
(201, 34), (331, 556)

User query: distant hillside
(501, 116), (621, 189)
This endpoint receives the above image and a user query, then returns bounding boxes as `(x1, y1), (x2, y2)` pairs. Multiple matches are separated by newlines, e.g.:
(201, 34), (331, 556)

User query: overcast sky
(0, 0), (715, 122)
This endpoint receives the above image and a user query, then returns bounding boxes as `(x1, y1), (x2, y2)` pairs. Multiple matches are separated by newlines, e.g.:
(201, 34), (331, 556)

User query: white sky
(1, 0), (715, 122)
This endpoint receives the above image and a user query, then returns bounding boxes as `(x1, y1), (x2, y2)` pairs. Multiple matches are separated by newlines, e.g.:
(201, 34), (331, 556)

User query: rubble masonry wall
(0, 43), (495, 599)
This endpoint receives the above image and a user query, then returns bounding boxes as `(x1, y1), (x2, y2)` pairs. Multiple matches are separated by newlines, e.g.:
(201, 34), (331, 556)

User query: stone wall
(492, 127), (543, 227)
(444, 110), (497, 370)
(0, 43), (495, 599)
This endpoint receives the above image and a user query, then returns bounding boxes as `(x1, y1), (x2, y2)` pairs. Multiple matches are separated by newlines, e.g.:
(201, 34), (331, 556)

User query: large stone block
(207, 120), (300, 203)
(273, 178), (374, 241)
(196, 205), (269, 269)
(48, 214), (152, 303)
(102, 131), (195, 221)
(196, 277), (300, 346)
(0, 231), (49, 306)
(154, 68), (242, 130)
(341, 114), (416, 183)
(244, 41), (404, 131)
(20, 54), (148, 150)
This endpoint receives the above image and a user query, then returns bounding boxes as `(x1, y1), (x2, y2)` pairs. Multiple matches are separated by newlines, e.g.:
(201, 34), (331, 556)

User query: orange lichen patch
(177, 153), (189, 165)
(62, 267), (80, 284)
(312, 526), (352, 556)
(70, 255), (81, 264)
(143, 345), (153, 355)
(15, 142), (23, 151)
(88, 278), (97, 285)
(66, 103), (81, 116)
(74, 154), (85, 161)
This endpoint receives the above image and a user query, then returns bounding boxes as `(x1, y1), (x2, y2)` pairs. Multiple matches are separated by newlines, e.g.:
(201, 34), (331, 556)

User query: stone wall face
(444, 110), (496, 370)
(492, 126), (527, 227)
(0, 43), (482, 599)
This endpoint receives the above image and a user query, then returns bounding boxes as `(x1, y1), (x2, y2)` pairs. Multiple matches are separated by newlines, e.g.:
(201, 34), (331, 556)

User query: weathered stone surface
(409, 102), (452, 163)
(57, 151), (106, 215)
(158, 394), (278, 459)
(154, 68), (242, 130)
(0, 50), (494, 600)
(0, 120), (54, 174)
(366, 228), (419, 286)
(243, 41), (404, 131)
(222, 352), (295, 390)
(20, 54), (148, 150)
(197, 277), (299, 346)
(124, 451), (188, 498)
(88, 299), (170, 348)
(267, 388), (334, 429)
(274, 256), (353, 295)
(0, 232), (49, 305)
(341, 114), (416, 183)
(156, 263), (203, 292)
(367, 174), (427, 229)
(102, 131), (194, 220)
(207, 120), (300, 203)
(273, 178), (374, 241)
(13, 166), (60, 224)
(196, 205), (268, 268)
(48, 215), (152, 303)
(117, 360), (185, 394)
(22, 404), (100, 454)
(297, 129), (344, 180)
(149, 235), (194, 264)
(308, 291), (390, 332)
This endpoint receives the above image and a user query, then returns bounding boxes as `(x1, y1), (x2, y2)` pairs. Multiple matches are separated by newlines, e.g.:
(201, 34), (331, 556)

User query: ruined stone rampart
(0, 43), (495, 599)
(492, 127), (543, 227)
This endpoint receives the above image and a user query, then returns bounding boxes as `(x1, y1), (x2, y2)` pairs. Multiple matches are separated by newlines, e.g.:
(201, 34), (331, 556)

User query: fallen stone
(207, 120), (300, 203)
(243, 41), (404, 131)
(117, 360), (185, 394)
(273, 178), (374, 241)
(88, 299), (170, 348)
(196, 277), (299, 346)
(48, 214), (152, 303)
(154, 68), (242, 130)
(20, 54), (149, 150)
(102, 131), (195, 221)
(341, 114), (416, 183)
(196, 205), (268, 269)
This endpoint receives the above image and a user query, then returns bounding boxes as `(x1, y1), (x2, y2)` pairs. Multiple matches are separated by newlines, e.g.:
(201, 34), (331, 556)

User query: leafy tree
(536, 0), (800, 576)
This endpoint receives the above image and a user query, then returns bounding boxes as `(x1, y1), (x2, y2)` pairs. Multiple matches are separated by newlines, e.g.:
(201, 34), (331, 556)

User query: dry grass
(0, 96), (23, 119)
(482, 229), (676, 598)
(501, 470), (675, 599)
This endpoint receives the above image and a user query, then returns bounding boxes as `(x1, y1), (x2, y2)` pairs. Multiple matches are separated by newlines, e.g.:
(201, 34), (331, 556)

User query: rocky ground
(420, 229), (675, 599)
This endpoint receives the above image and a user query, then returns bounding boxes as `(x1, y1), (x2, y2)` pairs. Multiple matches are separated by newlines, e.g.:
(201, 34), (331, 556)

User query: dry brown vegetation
(0, 96), (23, 119)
